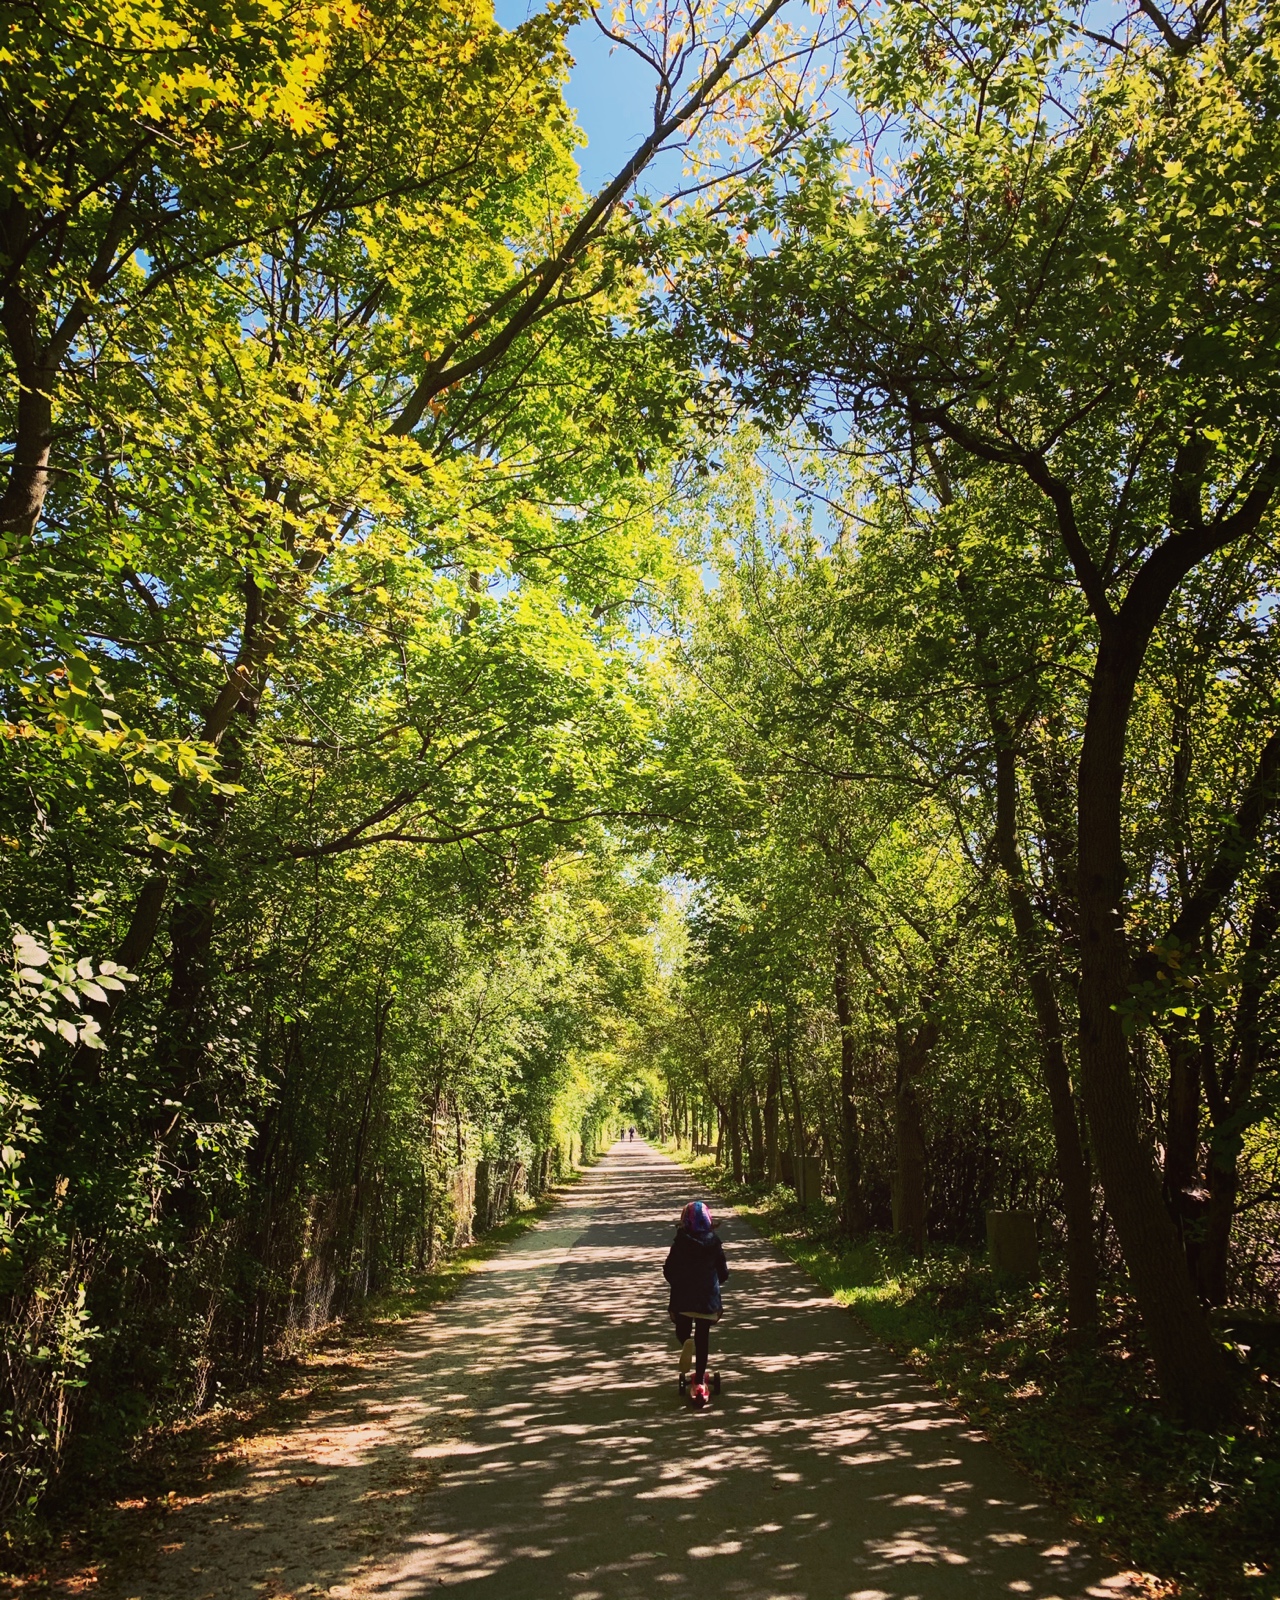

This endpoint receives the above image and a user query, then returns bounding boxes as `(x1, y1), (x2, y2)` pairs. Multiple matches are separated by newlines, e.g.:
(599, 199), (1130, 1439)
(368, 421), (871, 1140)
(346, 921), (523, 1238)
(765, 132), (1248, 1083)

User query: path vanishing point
(107, 1141), (1144, 1600)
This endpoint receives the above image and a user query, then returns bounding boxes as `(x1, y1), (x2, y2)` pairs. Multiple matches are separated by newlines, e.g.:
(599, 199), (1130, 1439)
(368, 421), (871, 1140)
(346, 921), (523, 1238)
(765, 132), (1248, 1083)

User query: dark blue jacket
(663, 1227), (729, 1315)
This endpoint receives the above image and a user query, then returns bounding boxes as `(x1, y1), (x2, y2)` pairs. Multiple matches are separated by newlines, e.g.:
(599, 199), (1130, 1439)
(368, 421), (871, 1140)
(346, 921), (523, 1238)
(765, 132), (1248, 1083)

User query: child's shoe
(690, 1374), (710, 1408)
(679, 1338), (695, 1374)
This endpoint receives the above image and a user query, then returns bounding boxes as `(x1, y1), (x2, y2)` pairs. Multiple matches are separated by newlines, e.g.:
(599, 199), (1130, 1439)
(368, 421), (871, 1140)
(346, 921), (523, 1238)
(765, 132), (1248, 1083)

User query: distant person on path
(629, 1126), (635, 1142)
(663, 1200), (729, 1405)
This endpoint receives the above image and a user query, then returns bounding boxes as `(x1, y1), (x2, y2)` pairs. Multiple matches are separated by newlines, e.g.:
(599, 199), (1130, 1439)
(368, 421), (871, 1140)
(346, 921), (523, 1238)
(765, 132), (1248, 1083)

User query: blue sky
(492, 2), (672, 193)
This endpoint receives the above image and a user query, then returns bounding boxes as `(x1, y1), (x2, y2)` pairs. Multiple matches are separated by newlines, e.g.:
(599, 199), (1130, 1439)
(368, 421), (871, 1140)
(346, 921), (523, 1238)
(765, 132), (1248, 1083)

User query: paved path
(109, 1142), (1143, 1600)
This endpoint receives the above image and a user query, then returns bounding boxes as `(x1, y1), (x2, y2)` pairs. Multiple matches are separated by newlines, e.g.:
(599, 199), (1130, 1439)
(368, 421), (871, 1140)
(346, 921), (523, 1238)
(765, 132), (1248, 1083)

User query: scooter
(678, 1368), (722, 1408)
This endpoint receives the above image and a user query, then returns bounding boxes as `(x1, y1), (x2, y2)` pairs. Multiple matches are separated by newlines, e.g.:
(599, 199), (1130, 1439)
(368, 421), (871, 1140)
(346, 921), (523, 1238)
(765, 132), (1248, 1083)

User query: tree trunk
(1163, 1032), (1201, 1214)
(1198, 869), (1280, 1304)
(1199, 1155), (1236, 1307)
(1161, 1022), (1204, 1278)
(891, 1018), (932, 1252)
(0, 294), (57, 548)
(834, 941), (871, 1236)
(786, 1049), (806, 1157)
(112, 583), (264, 1078)
(729, 1091), (744, 1182)
(928, 344), (1278, 1419)
(154, 883), (222, 1222)
(348, 992), (393, 1247)
(993, 741), (1098, 1337)
(764, 1046), (780, 1182)
(1076, 641), (1232, 1422)
(1, 191), (137, 550)
(747, 1084), (765, 1182)
(951, 499), (1099, 1334)
(115, 873), (169, 972)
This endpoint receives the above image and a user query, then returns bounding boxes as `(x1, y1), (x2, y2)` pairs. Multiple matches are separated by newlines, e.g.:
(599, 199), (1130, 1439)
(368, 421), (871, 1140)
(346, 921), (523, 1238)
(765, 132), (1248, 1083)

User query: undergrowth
(0, 1170), (586, 1593)
(666, 1145), (1280, 1600)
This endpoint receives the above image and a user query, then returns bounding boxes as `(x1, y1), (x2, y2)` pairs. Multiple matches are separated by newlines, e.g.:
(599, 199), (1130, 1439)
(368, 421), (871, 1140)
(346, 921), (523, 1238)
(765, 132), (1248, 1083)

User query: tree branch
(388, 0), (792, 437)
(1137, 728), (1280, 974)
(283, 806), (673, 857)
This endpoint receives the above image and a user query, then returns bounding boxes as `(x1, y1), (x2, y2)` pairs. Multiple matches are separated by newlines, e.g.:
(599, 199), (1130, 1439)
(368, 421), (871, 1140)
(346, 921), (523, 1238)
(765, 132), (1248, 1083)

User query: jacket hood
(678, 1226), (720, 1248)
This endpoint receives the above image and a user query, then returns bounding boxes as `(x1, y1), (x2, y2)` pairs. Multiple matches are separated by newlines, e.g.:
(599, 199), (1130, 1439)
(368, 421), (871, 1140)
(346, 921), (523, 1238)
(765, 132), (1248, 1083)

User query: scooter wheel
(712, 1372), (721, 1394)
(678, 1373), (687, 1392)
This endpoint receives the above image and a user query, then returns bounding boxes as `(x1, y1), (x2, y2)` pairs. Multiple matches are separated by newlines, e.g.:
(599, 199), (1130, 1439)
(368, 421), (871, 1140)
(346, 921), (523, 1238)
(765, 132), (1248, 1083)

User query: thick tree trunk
(930, 365), (1278, 1417)
(891, 1018), (932, 1252)
(994, 742), (1098, 1337)
(833, 941), (871, 1236)
(1, 187), (138, 550)
(116, 874), (169, 973)
(0, 357), (55, 548)
(1076, 643), (1232, 1422)
(0, 282), (62, 550)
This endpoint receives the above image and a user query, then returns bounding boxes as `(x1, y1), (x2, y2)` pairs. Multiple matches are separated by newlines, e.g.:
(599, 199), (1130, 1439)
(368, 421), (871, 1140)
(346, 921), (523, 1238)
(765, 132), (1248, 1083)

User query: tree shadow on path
(109, 1144), (1146, 1600)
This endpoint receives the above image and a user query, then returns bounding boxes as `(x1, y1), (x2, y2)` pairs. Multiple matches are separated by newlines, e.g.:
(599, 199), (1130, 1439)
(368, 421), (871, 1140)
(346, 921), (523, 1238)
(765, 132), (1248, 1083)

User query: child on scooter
(663, 1200), (729, 1406)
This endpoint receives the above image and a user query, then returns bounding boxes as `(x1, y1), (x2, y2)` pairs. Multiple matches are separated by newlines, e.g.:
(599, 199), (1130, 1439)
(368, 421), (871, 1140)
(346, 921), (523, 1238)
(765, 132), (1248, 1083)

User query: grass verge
(0, 1168), (587, 1594)
(664, 1143), (1279, 1600)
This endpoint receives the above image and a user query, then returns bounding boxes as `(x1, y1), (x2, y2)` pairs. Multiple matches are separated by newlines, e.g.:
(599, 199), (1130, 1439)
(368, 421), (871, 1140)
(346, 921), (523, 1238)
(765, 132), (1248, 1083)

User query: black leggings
(671, 1312), (713, 1376)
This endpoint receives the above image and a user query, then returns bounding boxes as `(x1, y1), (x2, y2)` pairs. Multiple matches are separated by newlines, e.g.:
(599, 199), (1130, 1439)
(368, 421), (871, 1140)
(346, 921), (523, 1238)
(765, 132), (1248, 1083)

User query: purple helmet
(680, 1201), (714, 1235)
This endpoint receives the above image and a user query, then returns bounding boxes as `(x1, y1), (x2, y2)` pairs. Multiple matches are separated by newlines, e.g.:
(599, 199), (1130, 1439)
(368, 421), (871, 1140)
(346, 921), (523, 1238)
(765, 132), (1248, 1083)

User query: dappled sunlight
(111, 1142), (1143, 1600)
